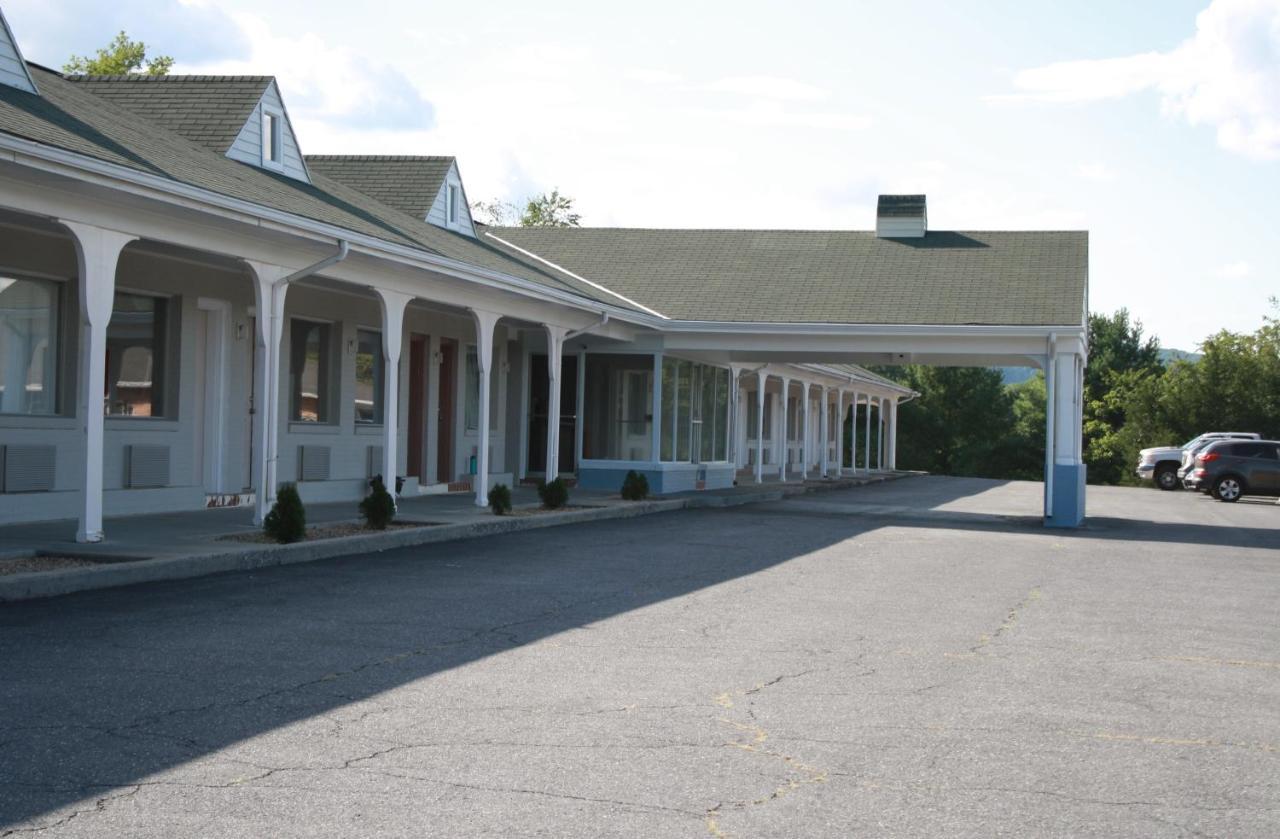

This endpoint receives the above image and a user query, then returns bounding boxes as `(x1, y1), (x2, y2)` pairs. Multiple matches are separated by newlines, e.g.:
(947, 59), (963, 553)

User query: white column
(376, 289), (412, 504)
(246, 262), (291, 525)
(888, 399), (899, 470)
(574, 352), (586, 467)
(819, 388), (829, 477)
(834, 389), (845, 476)
(64, 221), (135, 543)
(876, 396), (886, 470)
(801, 384), (812, 480)
(778, 376), (790, 481)
(755, 370), (767, 483)
(727, 366), (741, 467)
(544, 324), (568, 481)
(849, 390), (858, 472)
(470, 309), (501, 507)
(864, 392), (872, 473)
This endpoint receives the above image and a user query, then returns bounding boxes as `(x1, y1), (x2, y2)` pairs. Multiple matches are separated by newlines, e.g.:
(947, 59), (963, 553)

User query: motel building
(0, 9), (1088, 542)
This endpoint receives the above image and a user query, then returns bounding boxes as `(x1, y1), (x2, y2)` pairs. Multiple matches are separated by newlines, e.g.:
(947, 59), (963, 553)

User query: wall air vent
(2, 444), (55, 492)
(298, 445), (331, 482)
(126, 445), (170, 488)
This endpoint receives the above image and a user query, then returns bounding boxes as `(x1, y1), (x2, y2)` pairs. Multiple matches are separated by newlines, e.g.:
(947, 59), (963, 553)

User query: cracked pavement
(1, 477), (1278, 837)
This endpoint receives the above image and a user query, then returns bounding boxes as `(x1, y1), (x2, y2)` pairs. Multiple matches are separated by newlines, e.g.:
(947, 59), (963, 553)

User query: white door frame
(196, 297), (232, 494)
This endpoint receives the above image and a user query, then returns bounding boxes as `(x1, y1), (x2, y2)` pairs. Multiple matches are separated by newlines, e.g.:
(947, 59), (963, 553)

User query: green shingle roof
(0, 67), (639, 314)
(65, 74), (271, 153)
(486, 227), (1087, 326)
(305, 155), (452, 220)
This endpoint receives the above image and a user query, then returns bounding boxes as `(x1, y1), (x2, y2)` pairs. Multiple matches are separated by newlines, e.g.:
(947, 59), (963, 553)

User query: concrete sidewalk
(0, 471), (916, 602)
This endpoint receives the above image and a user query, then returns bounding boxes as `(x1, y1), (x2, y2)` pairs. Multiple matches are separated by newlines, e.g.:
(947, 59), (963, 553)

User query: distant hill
(1159, 348), (1202, 364)
(999, 367), (1037, 386)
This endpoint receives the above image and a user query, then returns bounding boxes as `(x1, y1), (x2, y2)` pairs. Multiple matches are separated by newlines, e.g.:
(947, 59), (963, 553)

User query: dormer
(305, 155), (477, 237)
(0, 7), (39, 94)
(67, 75), (311, 184)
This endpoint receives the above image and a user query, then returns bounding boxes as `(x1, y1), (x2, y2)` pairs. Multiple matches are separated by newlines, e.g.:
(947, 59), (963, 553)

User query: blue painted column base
(1045, 463), (1086, 528)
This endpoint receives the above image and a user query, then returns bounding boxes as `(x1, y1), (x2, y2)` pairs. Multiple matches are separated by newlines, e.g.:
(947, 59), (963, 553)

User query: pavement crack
(970, 585), (1042, 655)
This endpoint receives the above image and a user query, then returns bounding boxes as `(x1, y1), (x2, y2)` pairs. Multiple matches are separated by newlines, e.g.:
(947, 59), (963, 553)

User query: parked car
(1178, 438), (1230, 489)
(1186, 439), (1280, 502)
(1136, 432), (1261, 491)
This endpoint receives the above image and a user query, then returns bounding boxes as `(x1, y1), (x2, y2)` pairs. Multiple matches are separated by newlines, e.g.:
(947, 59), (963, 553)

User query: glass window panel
(714, 368), (729, 462)
(0, 276), (59, 415)
(465, 349), (479, 431)
(106, 292), (166, 417)
(699, 364), (715, 462)
(354, 328), (383, 424)
(583, 354), (653, 461)
(660, 358), (675, 462)
(289, 319), (330, 423)
(675, 360), (691, 461)
(489, 350), (500, 431)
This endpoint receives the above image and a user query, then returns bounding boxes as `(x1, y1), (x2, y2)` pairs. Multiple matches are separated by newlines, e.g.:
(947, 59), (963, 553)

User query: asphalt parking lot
(2, 477), (1277, 837)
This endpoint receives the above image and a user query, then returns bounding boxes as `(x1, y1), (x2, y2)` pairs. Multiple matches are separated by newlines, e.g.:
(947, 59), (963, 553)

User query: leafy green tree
(521, 189), (581, 227)
(470, 199), (518, 226)
(64, 31), (173, 76)
(1082, 309), (1163, 484)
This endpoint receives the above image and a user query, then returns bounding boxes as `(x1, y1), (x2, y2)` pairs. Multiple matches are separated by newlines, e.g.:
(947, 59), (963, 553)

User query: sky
(7, 0), (1279, 349)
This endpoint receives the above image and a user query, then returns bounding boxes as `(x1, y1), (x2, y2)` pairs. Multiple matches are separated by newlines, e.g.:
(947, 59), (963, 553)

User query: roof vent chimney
(876, 194), (926, 238)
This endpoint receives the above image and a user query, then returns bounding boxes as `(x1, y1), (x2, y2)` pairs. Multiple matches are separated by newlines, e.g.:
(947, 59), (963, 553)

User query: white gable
(226, 80), (310, 183)
(425, 160), (476, 237)
(0, 8), (38, 95)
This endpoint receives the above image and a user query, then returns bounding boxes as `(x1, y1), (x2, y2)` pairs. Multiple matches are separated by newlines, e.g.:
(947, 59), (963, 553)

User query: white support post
(470, 309), (501, 507)
(835, 389), (845, 476)
(247, 262), (291, 526)
(849, 391), (858, 473)
(778, 376), (790, 481)
(543, 324), (568, 482)
(819, 387), (829, 478)
(864, 392), (872, 474)
(755, 370), (767, 484)
(888, 399), (898, 471)
(64, 221), (135, 543)
(876, 397), (885, 470)
(376, 289), (412, 505)
(801, 383), (812, 480)
(727, 366), (741, 467)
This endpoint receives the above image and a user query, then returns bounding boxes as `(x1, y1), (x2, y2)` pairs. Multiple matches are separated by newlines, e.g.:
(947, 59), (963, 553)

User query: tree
(1082, 309), (1163, 484)
(521, 189), (581, 227)
(64, 31), (173, 76)
(470, 199), (518, 227)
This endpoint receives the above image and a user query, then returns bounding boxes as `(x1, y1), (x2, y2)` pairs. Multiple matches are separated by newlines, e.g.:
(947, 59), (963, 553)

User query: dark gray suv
(1188, 439), (1280, 502)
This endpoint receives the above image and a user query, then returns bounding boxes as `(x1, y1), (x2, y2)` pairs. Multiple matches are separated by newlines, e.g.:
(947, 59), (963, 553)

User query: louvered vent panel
(126, 445), (170, 488)
(367, 446), (383, 478)
(298, 446), (331, 482)
(3, 445), (56, 492)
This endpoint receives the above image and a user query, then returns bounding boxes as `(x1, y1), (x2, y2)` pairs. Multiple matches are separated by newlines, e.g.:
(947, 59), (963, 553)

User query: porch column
(819, 387), (829, 477)
(1045, 350), (1086, 527)
(876, 396), (886, 470)
(247, 262), (291, 526)
(801, 384), (812, 480)
(63, 221), (136, 543)
(376, 289), (412, 504)
(864, 392), (872, 474)
(543, 324), (568, 482)
(773, 376), (783, 481)
(727, 366), (742, 466)
(849, 390), (858, 472)
(834, 389), (844, 476)
(755, 370), (767, 484)
(888, 399), (898, 470)
(470, 309), (501, 507)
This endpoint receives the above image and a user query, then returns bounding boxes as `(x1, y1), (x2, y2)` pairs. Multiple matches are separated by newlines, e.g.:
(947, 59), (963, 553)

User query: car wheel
(1155, 465), (1179, 491)
(1213, 475), (1243, 503)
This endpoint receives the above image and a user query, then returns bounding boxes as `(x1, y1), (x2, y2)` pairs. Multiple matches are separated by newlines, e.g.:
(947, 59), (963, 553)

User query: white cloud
(702, 75), (828, 102)
(625, 68), (682, 85)
(180, 13), (435, 131)
(995, 0), (1280, 160)
(1076, 162), (1117, 182)
(1214, 260), (1253, 278)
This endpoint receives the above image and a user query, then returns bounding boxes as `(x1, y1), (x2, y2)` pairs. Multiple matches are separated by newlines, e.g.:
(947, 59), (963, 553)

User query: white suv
(1136, 432), (1261, 491)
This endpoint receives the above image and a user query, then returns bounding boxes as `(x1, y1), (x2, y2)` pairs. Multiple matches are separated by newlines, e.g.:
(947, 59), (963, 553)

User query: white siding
(0, 10), (37, 94)
(875, 217), (926, 238)
(425, 161), (476, 237)
(226, 81), (310, 183)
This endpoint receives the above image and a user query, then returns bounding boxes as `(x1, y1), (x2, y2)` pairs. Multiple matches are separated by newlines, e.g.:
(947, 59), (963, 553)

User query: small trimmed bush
(264, 483), (306, 544)
(620, 470), (649, 501)
(360, 477), (396, 530)
(537, 477), (570, 510)
(488, 483), (512, 515)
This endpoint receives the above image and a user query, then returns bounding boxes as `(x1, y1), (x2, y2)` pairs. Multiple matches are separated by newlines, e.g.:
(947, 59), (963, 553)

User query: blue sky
(8, 0), (1277, 349)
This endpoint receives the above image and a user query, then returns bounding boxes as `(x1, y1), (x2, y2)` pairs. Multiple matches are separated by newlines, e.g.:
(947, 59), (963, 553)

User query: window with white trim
(0, 275), (60, 415)
(447, 184), (460, 224)
(289, 319), (333, 423)
(105, 292), (169, 417)
(354, 328), (384, 424)
(262, 110), (282, 167)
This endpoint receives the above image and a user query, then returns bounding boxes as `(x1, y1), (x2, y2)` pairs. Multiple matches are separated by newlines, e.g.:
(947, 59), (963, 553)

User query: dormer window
(262, 109), (283, 168)
(447, 184), (460, 224)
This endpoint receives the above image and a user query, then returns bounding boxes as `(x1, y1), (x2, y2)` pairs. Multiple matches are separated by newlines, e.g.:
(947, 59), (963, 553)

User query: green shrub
(620, 470), (649, 501)
(488, 483), (512, 515)
(537, 476), (570, 509)
(264, 483), (306, 543)
(360, 477), (396, 530)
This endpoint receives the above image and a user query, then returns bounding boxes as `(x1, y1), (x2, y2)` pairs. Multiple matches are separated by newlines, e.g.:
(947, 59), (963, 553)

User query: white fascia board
(0, 133), (651, 328)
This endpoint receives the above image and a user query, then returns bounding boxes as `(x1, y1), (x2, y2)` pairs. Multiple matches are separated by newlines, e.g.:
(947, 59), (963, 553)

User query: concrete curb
(0, 473), (920, 604)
